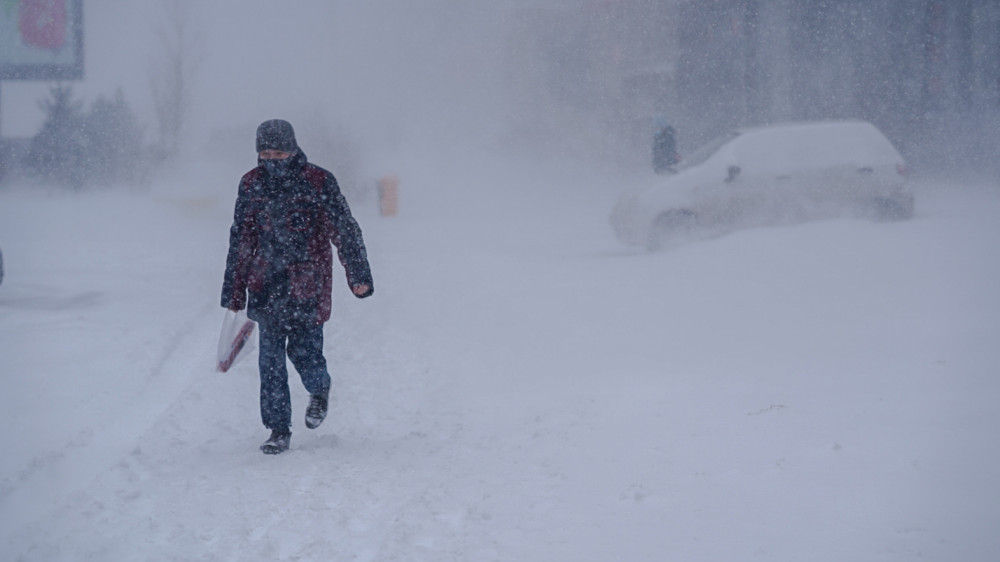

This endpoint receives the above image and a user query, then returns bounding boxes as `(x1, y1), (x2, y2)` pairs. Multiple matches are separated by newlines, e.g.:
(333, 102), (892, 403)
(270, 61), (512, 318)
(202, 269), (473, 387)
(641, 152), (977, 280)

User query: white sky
(1, 1), (515, 157)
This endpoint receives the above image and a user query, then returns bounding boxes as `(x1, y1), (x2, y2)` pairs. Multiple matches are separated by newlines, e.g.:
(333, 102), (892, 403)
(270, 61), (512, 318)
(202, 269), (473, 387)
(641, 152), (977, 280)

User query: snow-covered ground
(1, 155), (998, 561)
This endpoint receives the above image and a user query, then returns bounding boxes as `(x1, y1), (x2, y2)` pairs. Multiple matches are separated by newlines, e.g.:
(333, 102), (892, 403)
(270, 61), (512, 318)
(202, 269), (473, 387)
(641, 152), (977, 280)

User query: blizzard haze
(1, 1), (1000, 561)
(187, 2), (513, 157)
(3, 1), (517, 173)
(3, 1), (998, 177)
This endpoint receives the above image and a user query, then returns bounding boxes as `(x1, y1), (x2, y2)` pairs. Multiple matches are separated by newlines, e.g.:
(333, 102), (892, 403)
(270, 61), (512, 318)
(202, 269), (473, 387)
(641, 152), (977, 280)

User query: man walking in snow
(222, 119), (373, 454)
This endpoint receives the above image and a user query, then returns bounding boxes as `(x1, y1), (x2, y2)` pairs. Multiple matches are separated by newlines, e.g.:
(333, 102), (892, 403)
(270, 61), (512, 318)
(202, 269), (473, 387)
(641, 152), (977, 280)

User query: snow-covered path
(1, 160), (998, 561)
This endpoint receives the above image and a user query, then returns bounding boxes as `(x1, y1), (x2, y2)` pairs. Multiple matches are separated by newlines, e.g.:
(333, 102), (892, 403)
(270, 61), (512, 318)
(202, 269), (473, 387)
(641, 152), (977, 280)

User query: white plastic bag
(216, 309), (257, 372)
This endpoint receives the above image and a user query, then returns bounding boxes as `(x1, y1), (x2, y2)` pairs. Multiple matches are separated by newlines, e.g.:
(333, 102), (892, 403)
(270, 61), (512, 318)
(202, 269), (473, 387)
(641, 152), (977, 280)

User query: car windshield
(674, 131), (739, 172)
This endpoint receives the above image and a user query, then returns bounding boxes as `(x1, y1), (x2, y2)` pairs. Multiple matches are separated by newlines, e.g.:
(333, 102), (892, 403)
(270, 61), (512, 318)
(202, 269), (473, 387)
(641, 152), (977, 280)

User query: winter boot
(260, 429), (291, 454)
(305, 392), (329, 429)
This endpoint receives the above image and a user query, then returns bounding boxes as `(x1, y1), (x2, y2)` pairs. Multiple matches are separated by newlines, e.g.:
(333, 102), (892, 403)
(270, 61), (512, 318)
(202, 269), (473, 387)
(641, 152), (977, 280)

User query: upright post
(0, 81), (6, 183)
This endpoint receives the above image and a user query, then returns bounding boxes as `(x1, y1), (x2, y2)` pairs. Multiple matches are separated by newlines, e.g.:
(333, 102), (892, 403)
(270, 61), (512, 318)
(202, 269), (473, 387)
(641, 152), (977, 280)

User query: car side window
(675, 132), (738, 172)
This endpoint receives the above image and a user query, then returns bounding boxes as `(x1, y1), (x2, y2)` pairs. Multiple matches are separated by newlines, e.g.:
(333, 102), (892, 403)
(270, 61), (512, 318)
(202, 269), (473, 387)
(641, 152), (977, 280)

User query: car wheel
(872, 193), (914, 221)
(647, 209), (697, 251)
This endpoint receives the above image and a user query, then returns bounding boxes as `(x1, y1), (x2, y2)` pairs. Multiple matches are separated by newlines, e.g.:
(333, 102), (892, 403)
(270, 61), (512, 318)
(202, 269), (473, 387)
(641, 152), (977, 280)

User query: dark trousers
(257, 321), (331, 431)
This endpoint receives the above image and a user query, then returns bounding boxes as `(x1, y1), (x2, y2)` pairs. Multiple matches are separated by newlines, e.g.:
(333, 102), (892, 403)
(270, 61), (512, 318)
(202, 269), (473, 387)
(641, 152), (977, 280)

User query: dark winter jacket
(221, 150), (372, 326)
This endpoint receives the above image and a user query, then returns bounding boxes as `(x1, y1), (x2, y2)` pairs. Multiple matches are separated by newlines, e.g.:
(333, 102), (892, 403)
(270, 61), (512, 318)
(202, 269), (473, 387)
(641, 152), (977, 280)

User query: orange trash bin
(378, 175), (399, 216)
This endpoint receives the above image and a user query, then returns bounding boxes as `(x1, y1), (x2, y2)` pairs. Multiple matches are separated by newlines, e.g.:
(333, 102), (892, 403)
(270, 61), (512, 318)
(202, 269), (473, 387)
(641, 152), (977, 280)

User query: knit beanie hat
(256, 119), (298, 152)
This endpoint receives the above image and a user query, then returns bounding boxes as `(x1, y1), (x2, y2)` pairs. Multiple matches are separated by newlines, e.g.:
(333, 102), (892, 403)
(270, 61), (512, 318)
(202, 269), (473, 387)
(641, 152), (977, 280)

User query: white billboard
(0, 0), (83, 80)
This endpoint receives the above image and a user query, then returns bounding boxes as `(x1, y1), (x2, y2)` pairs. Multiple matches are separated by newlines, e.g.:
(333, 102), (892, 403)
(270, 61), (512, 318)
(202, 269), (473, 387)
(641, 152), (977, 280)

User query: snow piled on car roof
(729, 120), (904, 173)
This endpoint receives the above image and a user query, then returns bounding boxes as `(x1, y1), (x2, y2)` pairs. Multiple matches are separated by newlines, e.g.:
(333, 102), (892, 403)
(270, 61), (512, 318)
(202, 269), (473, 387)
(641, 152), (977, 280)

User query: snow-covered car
(611, 120), (914, 250)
